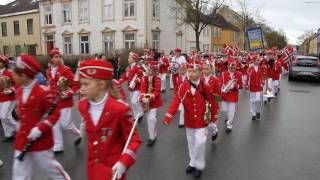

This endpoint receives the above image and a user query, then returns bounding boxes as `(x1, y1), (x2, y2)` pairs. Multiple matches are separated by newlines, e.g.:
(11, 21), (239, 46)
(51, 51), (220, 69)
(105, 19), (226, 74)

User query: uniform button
(193, 104), (196, 106)
(194, 115), (197, 118)
(194, 109), (196, 111)
(93, 141), (98, 146)
(94, 159), (99, 163)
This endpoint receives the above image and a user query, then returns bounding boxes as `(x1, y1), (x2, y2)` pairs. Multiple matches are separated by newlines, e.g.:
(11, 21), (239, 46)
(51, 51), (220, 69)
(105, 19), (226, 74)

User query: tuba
(221, 78), (236, 93)
(143, 76), (153, 113)
(0, 75), (12, 92)
(57, 76), (70, 93)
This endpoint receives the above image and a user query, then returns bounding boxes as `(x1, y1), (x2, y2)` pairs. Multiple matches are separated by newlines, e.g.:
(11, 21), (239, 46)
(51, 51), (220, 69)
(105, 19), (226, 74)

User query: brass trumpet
(57, 76), (70, 93)
(221, 78), (236, 93)
(0, 75), (12, 92)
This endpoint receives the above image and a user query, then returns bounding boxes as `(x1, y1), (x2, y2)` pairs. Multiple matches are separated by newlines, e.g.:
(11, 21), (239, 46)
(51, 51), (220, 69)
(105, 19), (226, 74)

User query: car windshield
(297, 58), (317, 62)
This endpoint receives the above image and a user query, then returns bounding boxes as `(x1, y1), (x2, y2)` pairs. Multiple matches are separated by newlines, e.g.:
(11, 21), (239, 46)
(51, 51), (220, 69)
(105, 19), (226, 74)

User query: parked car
(288, 55), (320, 81)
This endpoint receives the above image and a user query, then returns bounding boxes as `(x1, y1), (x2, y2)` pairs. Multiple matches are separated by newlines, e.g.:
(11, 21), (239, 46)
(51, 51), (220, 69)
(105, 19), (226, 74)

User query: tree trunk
(195, 31), (200, 51)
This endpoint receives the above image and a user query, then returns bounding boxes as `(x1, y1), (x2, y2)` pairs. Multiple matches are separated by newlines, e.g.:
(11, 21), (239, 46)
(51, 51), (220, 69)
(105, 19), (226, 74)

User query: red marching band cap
(79, 59), (114, 80)
(0, 54), (9, 64)
(187, 61), (203, 70)
(16, 55), (41, 78)
(175, 48), (182, 53)
(149, 61), (159, 70)
(49, 48), (61, 57)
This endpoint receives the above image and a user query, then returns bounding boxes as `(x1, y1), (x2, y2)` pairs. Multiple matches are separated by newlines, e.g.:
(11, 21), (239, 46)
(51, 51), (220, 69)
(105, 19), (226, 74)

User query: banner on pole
(246, 26), (264, 51)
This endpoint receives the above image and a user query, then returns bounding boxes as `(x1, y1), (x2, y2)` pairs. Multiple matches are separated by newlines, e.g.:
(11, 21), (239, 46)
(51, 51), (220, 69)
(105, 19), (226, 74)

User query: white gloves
(207, 123), (218, 136)
(142, 98), (150, 104)
(112, 162), (126, 180)
(27, 127), (42, 141)
(60, 91), (69, 99)
(3, 89), (13, 95)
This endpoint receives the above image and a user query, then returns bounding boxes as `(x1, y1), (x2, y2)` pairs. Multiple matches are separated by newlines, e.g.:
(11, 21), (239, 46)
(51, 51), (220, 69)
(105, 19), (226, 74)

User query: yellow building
(0, 0), (42, 56)
(209, 14), (240, 53)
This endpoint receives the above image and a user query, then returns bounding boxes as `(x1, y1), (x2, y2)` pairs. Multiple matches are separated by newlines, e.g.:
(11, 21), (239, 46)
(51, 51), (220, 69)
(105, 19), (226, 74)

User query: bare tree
(171, 0), (225, 51)
(297, 30), (315, 44)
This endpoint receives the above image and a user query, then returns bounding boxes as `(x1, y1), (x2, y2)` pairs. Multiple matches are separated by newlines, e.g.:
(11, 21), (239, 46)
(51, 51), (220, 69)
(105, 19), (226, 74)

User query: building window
(124, 32), (135, 49)
(13, 21), (20, 36)
(45, 34), (55, 55)
(124, 0), (135, 18)
(79, 0), (89, 23)
(62, 3), (72, 24)
(152, 0), (160, 19)
(103, 0), (113, 20)
(15, 45), (21, 56)
(80, 35), (90, 54)
(44, 4), (53, 25)
(1, 22), (7, 36)
(27, 44), (37, 56)
(103, 33), (114, 53)
(3, 46), (9, 55)
(152, 32), (160, 50)
(27, 19), (34, 34)
(64, 36), (73, 54)
(232, 31), (237, 41)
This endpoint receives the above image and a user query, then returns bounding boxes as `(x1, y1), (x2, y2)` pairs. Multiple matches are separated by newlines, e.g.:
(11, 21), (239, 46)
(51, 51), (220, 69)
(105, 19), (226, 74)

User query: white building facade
(39, 0), (211, 55)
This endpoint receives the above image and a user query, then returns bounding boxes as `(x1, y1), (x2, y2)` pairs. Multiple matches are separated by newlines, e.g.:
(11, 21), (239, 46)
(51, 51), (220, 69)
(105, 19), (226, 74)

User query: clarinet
(17, 95), (60, 161)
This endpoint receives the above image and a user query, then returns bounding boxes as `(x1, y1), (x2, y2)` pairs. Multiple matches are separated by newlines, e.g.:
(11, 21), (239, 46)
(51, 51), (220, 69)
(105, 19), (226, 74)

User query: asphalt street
(1, 73), (320, 180)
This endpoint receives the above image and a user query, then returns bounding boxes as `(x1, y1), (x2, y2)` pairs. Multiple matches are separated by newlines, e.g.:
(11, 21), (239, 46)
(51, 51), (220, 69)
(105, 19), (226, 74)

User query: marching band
(0, 43), (292, 179)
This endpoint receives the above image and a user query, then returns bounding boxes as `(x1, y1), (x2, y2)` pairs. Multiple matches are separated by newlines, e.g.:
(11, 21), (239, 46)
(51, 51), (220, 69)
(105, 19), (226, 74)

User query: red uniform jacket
(219, 70), (243, 102)
(246, 66), (264, 92)
(272, 60), (282, 80)
(119, 63), (143, 91)
(159, 56), (170, 74)
(15, 83), (61, 151)
(47, 64), (79, 108)
(203, 75), (221, 123)
(163, 80), (216, 128)
(174, 74), (188, 94)
(139, 75), (163, 109)
(0, 68), (16, 102)
(78, 96), (141, 180)
(113, 79), (127, 101)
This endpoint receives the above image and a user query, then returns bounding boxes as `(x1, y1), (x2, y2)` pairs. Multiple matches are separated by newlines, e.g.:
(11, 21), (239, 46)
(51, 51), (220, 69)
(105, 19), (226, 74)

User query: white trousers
(242, 75), (247, 90)
(273, 80), (280, 94)
(146, 108), (158, 140)
(53, 108), (80, 151)
(186, 128), (207, 170)
(160, 73), (167, 90)
(178, 103), (185, 125)
(221, 101), (237, 129)
(267, 78), (275, 95)
(12, 150), (71, 180)
(129, 91), (144, 118)
(0, 101), (17, 137)
(250, 92), (262, 116)
(169, 74), (174, 89)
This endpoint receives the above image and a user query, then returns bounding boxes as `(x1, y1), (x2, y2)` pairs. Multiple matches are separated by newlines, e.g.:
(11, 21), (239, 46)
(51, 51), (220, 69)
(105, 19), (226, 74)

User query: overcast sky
(1, 0), (319, 45)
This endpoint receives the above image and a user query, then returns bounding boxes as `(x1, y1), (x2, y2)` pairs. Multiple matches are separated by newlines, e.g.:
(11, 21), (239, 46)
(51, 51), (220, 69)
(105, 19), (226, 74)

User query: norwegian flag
(222, 43), (235, 56)
(281, 46), (295, 71)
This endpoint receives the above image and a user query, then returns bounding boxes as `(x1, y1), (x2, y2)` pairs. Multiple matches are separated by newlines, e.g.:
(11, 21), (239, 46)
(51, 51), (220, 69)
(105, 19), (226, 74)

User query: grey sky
(1, 0), (319, 45)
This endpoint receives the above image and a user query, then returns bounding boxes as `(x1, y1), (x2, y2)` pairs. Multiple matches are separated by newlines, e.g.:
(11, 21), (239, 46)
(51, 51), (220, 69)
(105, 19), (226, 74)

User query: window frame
(62, 2), (72, 24)
(13, 21), (20, 36)
(123, 0), (136, 19)
(152, 0), (160, 20)
(102, 0), (114, 21)
(103, 32), (115, 54)
(1, 22), (7, 37)
(79, 34), (90, 54)
(123, 32), (136, 50)
(63, 36), (73, 55)
(43, 4), (53, 25)
(78, 0), (89, 23)
(152, 32), (160, 50)
(27, 19), (34, 34)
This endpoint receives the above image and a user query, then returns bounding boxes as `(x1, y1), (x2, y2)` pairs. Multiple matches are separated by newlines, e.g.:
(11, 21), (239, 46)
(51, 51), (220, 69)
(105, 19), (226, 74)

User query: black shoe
(268, 97), (271, 102)
(147, 138), (157, 147)
(138, 116), (144, 123)
(186, 166), (196, 174)
(225, 128), (232, 133)
(74, 137), (82, 147)
(278, 88), (280, 92)
(54, 151), (64, 155)
(211, 132), (218, 142)
(178, 124), (185, 128)
(161, 90), (166, 93)
(224, 119), (228, 125)
(2, 135), (15, 142)
(193, 169), (202, 178)
(256, 113), (261, 119)
(264, 101), (267, 105)
(275, 92), (278, 96)
(252, 116), (257, 121)
(170, 88), (174, 90)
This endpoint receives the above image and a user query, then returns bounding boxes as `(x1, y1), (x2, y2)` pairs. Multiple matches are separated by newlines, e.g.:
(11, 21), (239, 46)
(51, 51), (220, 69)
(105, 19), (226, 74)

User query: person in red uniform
(119, 52), (144, 122)
(246, 55), (264, 120)
(219, 60), (243, 133)
(0, 54), (17, 142)
(163, 62), (218, 178)
(202, 62), (221, 141)
(78, 59), (141, 180)
(47, 48), (81, 153)
(12, 55), (70, 180)
(272, 57), (282, 96)
(159, 49), (170, 93)
(140, 61), (163, 146)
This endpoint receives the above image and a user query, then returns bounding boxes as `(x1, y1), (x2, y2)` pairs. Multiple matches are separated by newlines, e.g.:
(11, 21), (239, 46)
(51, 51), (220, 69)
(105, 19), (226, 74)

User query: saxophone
(143, 76), (153, 113)
(57, 76), (70, 94)
(204, 101), (212, 124)
(0, 75), (12, 93)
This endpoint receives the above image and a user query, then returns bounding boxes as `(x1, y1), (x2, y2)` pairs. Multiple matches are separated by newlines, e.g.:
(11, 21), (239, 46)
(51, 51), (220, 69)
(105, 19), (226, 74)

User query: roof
(0, 0), (38, 16)
(209, 14), (240, 31)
